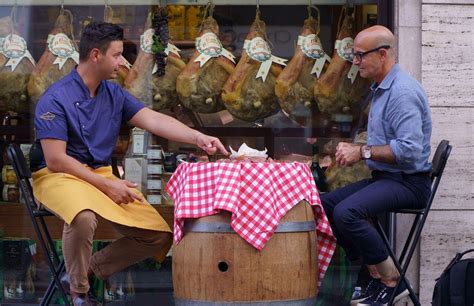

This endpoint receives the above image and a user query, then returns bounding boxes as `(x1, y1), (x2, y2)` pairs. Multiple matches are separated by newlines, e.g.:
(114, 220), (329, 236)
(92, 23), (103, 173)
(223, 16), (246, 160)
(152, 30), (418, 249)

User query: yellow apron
(32, 166), (171, 233)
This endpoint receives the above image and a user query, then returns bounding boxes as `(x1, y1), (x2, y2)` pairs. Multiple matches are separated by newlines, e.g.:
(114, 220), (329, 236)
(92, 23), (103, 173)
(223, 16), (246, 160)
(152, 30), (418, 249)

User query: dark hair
(79, 22), (124, 61)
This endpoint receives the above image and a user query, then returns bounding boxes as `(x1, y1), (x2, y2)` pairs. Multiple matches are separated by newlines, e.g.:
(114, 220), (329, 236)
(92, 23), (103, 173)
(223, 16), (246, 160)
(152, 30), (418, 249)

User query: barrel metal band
(175, 297), (317, 306)
(184, 221), (315, 233)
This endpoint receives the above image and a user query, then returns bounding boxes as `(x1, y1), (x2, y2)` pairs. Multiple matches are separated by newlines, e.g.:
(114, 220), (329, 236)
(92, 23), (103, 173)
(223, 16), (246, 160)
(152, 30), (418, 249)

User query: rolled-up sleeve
(35, 94), (68, 141)
(387, 93), (424, 165)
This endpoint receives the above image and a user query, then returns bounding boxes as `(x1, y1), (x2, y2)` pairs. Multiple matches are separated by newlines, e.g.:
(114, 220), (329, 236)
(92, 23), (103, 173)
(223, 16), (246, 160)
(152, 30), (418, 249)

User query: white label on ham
(347, 63), (359, 84)
(298, 34), (325, 59)
(244, 37), (272, 62)
(140, 28), (154, 54)
(1, 34), (35, 70)
(141, 28), (181, 58)
(194, 32), (235, 67)
(335, 37), (354, 62)
(244, 37), (287, 82)
(196, 32), (223, 57)
(165, 43), (181, 57)
(47, 33), (79, 70)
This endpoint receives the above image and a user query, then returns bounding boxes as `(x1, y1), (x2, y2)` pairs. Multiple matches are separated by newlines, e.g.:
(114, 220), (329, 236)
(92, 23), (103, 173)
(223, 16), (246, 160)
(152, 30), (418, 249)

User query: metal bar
(185, 220), (316, 233)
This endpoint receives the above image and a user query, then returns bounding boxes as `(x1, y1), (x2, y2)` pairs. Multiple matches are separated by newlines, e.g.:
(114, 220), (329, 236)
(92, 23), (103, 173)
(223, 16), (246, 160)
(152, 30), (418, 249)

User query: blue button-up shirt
(35, 69), (144, 169)
(366, 64), (432, 174)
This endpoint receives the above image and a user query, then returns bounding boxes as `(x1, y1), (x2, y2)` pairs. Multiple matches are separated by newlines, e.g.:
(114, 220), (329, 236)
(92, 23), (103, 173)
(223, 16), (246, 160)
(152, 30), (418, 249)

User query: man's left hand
(335, 142), (362, 167)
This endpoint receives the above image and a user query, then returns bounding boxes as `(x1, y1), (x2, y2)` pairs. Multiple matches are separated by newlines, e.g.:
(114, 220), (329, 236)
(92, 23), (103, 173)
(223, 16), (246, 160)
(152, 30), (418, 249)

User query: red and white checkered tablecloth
(166, 162), (336, 286)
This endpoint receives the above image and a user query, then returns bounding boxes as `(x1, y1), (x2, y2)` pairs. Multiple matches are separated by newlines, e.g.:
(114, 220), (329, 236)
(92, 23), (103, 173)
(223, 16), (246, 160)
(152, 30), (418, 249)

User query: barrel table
(173, 201), (318, 305)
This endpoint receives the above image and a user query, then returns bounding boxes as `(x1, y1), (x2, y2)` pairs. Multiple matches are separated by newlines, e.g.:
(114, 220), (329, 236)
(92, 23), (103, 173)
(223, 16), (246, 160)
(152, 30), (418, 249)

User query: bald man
(321, 26), (432, 306)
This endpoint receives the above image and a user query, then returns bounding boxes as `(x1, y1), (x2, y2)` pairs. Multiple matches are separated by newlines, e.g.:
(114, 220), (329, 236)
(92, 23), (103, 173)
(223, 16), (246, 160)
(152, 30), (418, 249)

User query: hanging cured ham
(104, 5), (131, 87)
(275, 9), (330, 126)
(27, 9), (79, 104)
(0, 15), (35, 114)
(125, 8), (186, 109)
(314, 7), (370, 116)
(176, 4), (235, 113)
(222, 10), (286, 122)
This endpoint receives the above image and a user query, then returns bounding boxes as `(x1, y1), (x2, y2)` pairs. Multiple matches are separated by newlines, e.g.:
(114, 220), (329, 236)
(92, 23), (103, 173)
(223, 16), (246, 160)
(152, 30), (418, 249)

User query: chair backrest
(6, 143), (36, 210)
(426, 139), (452, 209)
(431, 139), (451, 182)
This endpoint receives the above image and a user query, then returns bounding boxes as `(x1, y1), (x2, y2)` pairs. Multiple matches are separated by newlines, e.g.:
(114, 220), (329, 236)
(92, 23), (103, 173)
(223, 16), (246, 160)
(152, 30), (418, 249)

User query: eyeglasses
(352, 45), (391, 62)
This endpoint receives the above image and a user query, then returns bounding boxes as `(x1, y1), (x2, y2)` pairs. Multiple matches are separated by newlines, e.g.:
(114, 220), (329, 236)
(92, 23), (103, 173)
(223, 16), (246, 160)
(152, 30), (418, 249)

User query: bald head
(355, 25), (396, 58)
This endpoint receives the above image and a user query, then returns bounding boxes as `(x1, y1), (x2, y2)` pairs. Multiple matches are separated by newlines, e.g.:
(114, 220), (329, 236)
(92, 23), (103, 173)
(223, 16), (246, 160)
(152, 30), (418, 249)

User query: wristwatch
(361, 145), (372, 160)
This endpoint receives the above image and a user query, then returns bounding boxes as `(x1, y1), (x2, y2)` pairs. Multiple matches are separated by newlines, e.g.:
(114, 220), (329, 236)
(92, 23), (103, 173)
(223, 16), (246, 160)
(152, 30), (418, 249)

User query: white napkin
(229, 143), (268, 161)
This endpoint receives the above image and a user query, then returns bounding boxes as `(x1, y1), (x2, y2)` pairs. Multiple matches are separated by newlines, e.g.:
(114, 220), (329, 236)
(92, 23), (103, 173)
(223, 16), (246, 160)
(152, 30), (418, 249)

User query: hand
(195, 132), (229, 156)
(335, 142), (362, 167)
(102, 179), (144, 204)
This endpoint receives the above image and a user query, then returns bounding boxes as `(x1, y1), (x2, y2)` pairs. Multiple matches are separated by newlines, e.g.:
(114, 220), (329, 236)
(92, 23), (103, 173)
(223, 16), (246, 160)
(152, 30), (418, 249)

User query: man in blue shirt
(33, 22), (228, 306)
(321, 25), (432, 306)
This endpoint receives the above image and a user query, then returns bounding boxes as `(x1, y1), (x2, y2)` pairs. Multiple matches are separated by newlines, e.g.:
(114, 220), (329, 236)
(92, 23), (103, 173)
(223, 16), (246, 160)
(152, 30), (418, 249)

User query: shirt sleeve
(35, 93), (68, 141)
(120, 88), (145, 122)
(386, 93), (424, 165)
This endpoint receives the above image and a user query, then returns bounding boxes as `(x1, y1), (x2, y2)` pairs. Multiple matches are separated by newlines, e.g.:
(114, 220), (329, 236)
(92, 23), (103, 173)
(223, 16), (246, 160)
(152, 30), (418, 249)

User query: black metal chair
(7, 143), (70, 306)
(373, 139), (452, 305)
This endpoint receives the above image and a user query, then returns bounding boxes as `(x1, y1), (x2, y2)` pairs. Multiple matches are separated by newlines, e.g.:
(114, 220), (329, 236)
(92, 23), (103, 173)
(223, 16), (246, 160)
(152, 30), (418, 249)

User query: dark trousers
(321, 171), (430, 265)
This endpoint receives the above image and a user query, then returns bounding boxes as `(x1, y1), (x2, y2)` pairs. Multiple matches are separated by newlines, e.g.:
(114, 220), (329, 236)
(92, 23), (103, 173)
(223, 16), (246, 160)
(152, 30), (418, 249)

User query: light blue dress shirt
(366, 64), (432, 174)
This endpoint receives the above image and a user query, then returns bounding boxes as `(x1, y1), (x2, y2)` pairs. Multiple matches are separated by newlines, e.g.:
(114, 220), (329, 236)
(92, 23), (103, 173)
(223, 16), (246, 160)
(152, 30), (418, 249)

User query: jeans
(321, 171), (430, 265)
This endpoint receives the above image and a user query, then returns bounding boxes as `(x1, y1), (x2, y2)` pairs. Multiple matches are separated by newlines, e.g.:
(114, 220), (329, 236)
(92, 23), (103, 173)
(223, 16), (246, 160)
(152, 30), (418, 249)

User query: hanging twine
(198, 1), (215, 34)
(9, 4), (17, 36)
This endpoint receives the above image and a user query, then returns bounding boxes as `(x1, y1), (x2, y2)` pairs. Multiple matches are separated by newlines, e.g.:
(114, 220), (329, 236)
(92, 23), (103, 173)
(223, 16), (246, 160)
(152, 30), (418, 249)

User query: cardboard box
(124, 158), (148, 193)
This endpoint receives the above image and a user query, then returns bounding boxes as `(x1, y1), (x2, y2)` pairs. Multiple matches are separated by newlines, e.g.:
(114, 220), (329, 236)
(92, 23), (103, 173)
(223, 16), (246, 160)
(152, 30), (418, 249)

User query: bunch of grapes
(152, 9), (169, 76)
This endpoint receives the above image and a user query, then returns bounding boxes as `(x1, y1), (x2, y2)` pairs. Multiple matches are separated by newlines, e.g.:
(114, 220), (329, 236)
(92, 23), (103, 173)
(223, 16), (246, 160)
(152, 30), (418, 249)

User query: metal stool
(373, 139), (452, 305)
(7, 143), (70, 306)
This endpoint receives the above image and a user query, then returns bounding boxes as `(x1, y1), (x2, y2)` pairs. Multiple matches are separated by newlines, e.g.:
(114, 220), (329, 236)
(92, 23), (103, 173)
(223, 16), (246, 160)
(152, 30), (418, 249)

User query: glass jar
(147, 190), (161, 205)
(147, 160), (163, 175)
(147, 174), (162, 190)
(2, 165), (17, 184)
(147, 145), (163, 160)
(2, 184), (20, 202)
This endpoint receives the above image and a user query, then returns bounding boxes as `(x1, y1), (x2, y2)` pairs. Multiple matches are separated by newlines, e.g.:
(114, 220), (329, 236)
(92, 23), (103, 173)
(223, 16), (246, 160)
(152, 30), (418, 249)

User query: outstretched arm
(129, 107), (229, 156)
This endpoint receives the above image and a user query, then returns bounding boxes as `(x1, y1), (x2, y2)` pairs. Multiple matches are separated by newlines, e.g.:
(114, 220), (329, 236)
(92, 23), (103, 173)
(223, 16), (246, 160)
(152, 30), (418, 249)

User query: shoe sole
(392, 288), (409, 304)
(356, 289), (410, 306)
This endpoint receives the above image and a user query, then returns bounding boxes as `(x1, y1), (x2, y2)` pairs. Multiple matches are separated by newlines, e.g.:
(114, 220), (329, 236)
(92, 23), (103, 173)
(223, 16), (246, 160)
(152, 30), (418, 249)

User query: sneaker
(351, 278), (381, 305)
(357, 281), (409, 306)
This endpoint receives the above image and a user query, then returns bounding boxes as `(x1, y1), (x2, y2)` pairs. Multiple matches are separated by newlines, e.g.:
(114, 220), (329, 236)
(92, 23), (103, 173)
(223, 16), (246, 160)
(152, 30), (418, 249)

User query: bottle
(311, 144), (328, 192)
(352, 286), (362, 300)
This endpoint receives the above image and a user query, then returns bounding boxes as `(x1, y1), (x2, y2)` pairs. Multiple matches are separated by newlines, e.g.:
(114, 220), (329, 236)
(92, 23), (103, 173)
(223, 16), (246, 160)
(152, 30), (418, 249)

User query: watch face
(363, 147), (371, 159)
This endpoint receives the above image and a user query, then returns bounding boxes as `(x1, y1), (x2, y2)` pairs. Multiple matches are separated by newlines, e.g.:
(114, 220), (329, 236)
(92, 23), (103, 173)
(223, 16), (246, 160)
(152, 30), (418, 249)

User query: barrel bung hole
(218, 261), (229, 272)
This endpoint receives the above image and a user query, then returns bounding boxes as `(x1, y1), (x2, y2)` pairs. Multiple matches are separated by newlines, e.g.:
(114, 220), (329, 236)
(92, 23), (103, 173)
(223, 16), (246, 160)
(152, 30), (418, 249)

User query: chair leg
(40, 260), (70, 306)
(375, 217), (421, 306)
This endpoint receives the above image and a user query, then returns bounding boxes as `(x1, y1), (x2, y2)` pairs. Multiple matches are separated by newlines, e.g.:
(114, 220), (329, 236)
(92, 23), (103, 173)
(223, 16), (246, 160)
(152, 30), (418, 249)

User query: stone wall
(397, 1), (474, 305)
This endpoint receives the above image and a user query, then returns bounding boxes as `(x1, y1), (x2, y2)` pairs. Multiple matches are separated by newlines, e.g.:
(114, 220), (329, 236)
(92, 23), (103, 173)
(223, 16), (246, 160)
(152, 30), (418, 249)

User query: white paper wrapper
(229, 143), (268, 161)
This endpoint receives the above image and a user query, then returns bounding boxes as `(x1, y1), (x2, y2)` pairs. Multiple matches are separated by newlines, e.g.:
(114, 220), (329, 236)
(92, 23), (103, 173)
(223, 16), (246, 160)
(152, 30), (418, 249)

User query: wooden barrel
(173, 201), (318, 305)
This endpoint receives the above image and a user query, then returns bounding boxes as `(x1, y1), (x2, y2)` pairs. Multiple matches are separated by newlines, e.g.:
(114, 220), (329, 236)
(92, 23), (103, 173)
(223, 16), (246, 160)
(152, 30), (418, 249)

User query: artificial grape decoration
(152, 7), (169, 76)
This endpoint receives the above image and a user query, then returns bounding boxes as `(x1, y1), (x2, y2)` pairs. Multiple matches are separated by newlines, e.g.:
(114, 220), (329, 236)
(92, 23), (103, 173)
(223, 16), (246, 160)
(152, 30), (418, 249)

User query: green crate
(316, 245), (356, 306)
(53, 240), (104, 304)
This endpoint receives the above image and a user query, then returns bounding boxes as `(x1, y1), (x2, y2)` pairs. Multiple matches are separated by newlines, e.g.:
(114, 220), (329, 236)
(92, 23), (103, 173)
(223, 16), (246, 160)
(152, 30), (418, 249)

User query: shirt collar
(370, 63), (400, 92)
(70, 68), (105, 99)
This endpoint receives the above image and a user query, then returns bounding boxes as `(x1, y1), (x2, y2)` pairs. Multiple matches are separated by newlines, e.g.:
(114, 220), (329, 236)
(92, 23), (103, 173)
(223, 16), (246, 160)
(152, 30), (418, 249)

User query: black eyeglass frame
(352, 45), (391, 62)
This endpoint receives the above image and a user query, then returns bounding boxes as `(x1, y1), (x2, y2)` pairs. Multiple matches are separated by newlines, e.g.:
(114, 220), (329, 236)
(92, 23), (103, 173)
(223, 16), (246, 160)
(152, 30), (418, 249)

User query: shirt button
(82, 125), (85, 129)
(75, 102), (79, 106)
